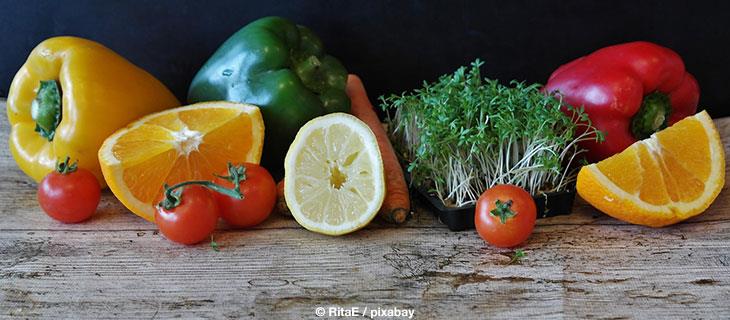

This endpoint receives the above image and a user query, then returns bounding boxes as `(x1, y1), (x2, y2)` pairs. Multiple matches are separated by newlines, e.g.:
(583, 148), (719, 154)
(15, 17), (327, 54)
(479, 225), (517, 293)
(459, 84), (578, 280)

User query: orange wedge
(99, 101), (264, 221)
(577, 111), (725, 227)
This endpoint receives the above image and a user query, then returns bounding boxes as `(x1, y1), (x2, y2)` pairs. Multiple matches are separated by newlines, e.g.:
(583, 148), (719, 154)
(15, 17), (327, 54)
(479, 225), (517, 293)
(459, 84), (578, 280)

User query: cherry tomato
(155, 185), (219, 245)
(37, 160), (100, 223)
(213, 163), (276, 228)
(475, 184), (536, 248)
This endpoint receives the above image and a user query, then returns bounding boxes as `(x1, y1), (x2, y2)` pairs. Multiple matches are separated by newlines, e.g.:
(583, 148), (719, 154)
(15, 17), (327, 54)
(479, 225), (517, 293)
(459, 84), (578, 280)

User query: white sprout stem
(384, 75), (601, 208)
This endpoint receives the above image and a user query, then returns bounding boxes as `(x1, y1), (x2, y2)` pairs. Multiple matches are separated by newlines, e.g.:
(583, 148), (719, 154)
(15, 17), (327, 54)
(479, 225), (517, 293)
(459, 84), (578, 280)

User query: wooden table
(2, 99), (729, 319)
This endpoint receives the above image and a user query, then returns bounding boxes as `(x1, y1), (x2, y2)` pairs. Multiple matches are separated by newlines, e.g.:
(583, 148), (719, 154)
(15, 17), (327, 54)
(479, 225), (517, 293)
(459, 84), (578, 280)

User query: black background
(2, 0), (728, 117)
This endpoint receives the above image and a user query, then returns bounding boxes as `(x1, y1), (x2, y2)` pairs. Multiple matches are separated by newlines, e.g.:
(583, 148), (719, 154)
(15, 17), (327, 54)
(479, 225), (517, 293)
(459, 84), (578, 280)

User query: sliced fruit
(99, 101), (264, 221)
(577, 111), (725, 227)
(284, 113), (385, 235)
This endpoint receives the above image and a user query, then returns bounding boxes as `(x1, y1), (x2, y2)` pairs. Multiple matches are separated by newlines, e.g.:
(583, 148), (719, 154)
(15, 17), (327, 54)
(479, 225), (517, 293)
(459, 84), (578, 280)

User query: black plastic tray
(416, 187), (576, 231)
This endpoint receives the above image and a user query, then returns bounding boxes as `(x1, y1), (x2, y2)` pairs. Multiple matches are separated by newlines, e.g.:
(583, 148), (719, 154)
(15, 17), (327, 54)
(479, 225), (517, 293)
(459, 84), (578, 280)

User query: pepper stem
(55, 156), (77, 175)
(490, 199), (516, 224)
(158, 163), (246, 210)
(31, 80), (62, 141)
(630, 92), (671, 140)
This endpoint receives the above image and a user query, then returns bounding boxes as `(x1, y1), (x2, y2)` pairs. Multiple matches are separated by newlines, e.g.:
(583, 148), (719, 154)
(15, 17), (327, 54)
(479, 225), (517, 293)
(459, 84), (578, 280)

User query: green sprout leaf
(381, 59), (602, 207)
(210, 235), (220, 252)
(509, 249), (526, 265)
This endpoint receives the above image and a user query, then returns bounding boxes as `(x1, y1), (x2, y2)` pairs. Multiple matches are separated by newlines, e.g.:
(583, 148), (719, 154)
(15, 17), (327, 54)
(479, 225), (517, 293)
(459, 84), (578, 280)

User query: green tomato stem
(158, 163), (247, 210)
(490, 199), (516, 224)
(55, 156), (77, 175)
(214, 163), (247, 185)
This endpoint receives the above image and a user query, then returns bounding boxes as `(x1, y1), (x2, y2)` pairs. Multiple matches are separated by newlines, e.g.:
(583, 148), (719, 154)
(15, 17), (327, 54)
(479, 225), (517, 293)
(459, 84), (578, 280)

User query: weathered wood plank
(2, 221), (730, 319)
(2, 98), (730, 319)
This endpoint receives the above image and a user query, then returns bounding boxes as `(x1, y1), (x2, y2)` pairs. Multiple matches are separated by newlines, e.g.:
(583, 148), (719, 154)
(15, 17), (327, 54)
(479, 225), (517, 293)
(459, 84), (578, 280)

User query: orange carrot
(347, 74), (411, 224)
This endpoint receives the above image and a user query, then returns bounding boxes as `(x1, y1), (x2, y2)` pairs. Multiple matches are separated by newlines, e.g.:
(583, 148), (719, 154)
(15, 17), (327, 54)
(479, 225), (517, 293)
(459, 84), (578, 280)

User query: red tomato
(155, 185), (219, 245)
(475, 184), (536, 248)
(213, 163), (276, 228)
(38, 167), (100, 223)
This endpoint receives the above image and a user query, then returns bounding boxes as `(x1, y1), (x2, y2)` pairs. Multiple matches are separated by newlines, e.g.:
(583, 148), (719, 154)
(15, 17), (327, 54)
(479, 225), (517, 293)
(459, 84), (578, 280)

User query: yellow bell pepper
(7, 36), (179, 187)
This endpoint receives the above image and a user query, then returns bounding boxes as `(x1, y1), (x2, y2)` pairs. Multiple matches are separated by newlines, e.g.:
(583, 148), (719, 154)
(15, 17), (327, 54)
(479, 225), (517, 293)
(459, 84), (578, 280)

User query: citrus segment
(577, 111), (725, 227)
(595, 145), (643, 194)
(99, 101), (264, 221)
(636, 144), (671, 206)
(284, 113), (385, 235)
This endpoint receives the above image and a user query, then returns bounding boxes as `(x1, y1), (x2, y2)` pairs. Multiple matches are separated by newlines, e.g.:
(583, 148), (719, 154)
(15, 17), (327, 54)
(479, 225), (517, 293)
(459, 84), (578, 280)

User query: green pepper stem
(630, 92), (672, 140)
(31, 80), (62, 141)
(490, 199), (516, 224)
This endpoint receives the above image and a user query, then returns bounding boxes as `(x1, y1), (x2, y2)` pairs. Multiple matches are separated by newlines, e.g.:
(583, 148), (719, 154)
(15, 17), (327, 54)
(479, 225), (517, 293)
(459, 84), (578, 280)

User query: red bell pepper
(545, 41), (699, 161)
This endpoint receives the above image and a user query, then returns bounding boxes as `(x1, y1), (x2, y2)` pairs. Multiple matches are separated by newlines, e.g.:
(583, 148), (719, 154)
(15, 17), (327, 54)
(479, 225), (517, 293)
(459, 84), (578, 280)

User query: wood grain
(2, 99), (729, 319)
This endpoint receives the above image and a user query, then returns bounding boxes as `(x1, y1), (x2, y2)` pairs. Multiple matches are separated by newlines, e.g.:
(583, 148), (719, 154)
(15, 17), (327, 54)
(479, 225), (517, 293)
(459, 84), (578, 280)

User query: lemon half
(284, 113), (385, 235)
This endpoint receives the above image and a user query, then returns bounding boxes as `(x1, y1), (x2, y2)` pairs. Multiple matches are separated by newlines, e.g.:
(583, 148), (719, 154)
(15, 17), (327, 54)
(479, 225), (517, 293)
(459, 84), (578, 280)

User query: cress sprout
(380, 60), (603, 207)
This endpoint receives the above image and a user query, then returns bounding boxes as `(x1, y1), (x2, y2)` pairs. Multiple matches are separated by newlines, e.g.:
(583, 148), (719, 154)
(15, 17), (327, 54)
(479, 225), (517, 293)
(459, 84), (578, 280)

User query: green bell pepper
(188, 16), (350, 178)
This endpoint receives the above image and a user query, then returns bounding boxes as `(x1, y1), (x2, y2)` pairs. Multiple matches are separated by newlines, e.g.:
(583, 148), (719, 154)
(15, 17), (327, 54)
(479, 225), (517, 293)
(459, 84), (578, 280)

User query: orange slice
(577, 111), (725, 227)
(99, 101), (264, 221)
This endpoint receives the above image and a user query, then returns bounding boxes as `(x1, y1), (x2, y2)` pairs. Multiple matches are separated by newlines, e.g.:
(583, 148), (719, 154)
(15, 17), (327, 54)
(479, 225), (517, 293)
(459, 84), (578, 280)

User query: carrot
(346, 74), (411, 224)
